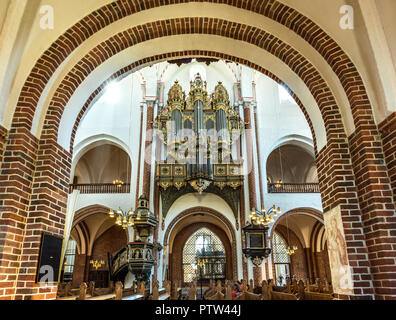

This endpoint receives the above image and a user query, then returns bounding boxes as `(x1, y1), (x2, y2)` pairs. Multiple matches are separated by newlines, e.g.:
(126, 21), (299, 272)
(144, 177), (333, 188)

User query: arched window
(272, 232), (291, 286)
(182, 228), (225, 284)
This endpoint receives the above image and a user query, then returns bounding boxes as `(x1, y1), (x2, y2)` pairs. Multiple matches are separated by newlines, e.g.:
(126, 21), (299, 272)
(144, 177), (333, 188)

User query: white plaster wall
(162, 60), (236, 106)
(73, 193), (133, 213)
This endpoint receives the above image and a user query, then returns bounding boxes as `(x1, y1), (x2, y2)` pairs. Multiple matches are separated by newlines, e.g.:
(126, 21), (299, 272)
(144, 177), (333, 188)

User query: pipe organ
(154, 74), (244, 216)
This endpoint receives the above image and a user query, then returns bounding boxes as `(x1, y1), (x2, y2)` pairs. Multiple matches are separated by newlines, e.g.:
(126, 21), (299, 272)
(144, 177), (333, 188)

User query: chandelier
(112, 147), (125, 188)
(285, 245), (298, 256)
(249, 204), (281, 226)
(108, 207), (134, 229)
(112, 179), (124, 188)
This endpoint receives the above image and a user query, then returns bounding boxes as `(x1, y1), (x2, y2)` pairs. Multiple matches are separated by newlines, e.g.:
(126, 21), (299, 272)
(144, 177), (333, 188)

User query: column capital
(241, 98), (253, 107)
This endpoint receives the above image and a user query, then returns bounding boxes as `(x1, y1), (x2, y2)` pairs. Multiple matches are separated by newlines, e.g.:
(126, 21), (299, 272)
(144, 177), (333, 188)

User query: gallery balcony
(69, 183), (131, 194)
(267, 183), (320, 194)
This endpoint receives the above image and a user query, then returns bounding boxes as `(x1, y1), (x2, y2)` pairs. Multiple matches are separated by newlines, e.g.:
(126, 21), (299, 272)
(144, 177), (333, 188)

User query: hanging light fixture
(113, 148), (125, 187)
(248, 204), (281, 227)
(109, 207), (134, 229)
(284, 213), (298, 256)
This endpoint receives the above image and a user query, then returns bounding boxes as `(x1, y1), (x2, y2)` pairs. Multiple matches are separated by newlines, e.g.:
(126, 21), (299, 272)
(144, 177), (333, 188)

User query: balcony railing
(267, 183), (320, 193)
(69, 183), (131, 194)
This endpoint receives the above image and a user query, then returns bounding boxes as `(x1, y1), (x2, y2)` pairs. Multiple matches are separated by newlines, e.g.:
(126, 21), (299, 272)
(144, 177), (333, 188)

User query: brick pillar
(0, 127), (39, 300)
(348, 121), (396, 300)
(0, 126), (7, 166)
(379, 112), (396, 205)
(14, 130), (71, 300)
(239, 188), (248, 280)
(72, 254), (87, 288)
(316, 141), (375, 299)
(253, 266), (262, 288)
(304, 248), (314, 283)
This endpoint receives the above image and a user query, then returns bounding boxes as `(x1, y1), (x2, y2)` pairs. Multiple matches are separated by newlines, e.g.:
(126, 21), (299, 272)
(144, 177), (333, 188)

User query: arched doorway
(182, 227), (226, 284)
(170, 222), (232, 285)
(165, 207), (238, 284)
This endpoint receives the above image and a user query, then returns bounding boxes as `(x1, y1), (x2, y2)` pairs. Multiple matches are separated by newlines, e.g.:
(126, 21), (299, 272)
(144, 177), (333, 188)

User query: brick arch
(72, 204), (130, 243)
(10, 0), (375, 134)
(70, 50), (318, 154)
(269, 207), (324, 241)
(163, 206), (238, 279)
(270, 209), (327, 284)
(43, 17), (346, 147)
(72, 204), (110, 229)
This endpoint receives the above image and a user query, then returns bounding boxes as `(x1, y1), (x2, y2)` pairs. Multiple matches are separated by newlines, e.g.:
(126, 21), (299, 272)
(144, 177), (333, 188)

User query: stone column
(134, 104), (144, 208)
(242, 101), (262, 285)
(141, 99), (155, 198)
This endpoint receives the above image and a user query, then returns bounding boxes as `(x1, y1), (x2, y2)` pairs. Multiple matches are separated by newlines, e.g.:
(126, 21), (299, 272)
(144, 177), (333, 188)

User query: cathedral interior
(0, 0), (396, 302)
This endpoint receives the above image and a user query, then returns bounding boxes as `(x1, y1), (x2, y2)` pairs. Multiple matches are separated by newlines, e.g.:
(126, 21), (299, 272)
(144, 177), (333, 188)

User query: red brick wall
(0, 126), (7, 166)
(70, 226), (127, 288)
(91, 225), (127, 265)
(71, 254), (88, 288)
(0, 128), (39, 300)
(315, 250), (331, 282)
(379, 112), (396, 205)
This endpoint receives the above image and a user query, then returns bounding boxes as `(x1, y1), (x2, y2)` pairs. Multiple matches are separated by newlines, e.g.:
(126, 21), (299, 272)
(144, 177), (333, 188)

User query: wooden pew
(56, 282), (72, 298)
(261, 280), (270, 300)
(268, 281), (297, 300)
(248, 279), (254, 293)
(235, 280), (261, 300)
(185, 281), (197, 300)
(149, 280), (171, 300)
(75, 282), (116, 300)
(206, 280), (225, 300)
(204, 280), (216, 299)
(298, 280), (334, 300)
(120, 281), (145, 301)
(171, 280), (182, 300)
(224, 280), (232, 300)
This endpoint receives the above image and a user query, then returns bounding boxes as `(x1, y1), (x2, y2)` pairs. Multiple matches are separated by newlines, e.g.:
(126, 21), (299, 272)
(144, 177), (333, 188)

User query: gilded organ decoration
(155, 74), (244, 198)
